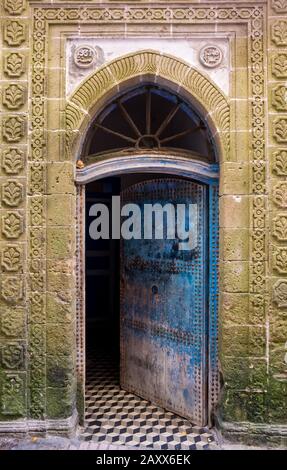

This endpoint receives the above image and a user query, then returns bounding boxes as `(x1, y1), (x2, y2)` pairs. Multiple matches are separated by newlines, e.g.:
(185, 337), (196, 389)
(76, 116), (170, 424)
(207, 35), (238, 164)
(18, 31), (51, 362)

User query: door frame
(75, 152), (219, 426)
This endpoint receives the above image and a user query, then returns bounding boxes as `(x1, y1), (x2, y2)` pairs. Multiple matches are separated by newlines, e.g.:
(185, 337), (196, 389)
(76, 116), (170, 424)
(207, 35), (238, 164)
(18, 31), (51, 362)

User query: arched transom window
(83, 85), (216, 163)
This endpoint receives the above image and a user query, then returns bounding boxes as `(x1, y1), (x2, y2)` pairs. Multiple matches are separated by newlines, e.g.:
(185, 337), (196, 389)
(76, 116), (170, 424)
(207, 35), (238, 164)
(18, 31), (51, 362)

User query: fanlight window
(84, 85), (216, 162)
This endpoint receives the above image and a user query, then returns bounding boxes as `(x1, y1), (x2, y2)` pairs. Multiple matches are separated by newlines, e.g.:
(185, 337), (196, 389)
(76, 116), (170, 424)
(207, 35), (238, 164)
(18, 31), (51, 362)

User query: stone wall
(0, 0), (286, 445)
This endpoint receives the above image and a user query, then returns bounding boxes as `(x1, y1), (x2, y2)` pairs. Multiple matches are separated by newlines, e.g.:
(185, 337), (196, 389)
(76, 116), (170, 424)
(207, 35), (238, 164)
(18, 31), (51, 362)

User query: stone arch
(69, 50), (224, 425)
(65, 50), (230, 162)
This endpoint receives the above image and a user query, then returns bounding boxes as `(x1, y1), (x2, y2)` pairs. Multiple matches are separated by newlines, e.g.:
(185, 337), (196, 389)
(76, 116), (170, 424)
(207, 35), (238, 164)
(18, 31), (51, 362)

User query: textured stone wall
(266, 0), (287, 428)
(0, 0), (29, 420)
(0, 0), (286, 445)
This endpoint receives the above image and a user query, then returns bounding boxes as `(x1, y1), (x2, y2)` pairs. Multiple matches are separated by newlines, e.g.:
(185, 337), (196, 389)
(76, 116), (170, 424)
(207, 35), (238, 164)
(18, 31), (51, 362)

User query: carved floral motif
(4, 53), (25, 78)
(1, 373), (26, 416)
(2, 212), (24, 239)
(273, 182), (287, 208)
(272, 150), (287, 176)
(273, 247), (287, 275)
(271, 0), (287, 13)
(273, 280), (287, 308)
(4, 0), (26, 15)
(3, 84), (25, 110)
(3, 21), (26, 47)
(273, 118), (287, 143)
(272, 85), (287, 112)
(1, 307), (24, 338)
(1, 245), (22, 272)
(3, 116), (25, 143)
(1, 373), (25, 416)
(1, 343), (25, 370)
(272, 215), (287, 241)
(1, 276), (23, 304)
(2, 148), (25, 175)
(271, 20), (287, 46)
(272, 54), (287, 78)
(2, 181), (24, 207)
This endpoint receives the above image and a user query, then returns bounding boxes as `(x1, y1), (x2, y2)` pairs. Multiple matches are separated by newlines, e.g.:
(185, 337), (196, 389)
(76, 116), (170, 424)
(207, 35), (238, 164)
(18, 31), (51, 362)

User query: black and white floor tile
(80, 350), (216, 450)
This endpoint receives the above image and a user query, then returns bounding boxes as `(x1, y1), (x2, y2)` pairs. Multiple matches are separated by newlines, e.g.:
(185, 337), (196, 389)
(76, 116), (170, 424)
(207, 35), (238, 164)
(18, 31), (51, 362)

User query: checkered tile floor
(80, 349), (216, 449)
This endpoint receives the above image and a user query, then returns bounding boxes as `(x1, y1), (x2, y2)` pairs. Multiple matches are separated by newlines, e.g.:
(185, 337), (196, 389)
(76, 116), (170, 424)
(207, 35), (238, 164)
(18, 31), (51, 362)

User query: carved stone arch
(65, 50), (230, 162)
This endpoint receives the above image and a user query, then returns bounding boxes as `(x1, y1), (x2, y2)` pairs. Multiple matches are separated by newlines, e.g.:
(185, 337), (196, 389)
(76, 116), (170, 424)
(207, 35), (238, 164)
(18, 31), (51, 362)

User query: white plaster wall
(66, 36), (230, 97)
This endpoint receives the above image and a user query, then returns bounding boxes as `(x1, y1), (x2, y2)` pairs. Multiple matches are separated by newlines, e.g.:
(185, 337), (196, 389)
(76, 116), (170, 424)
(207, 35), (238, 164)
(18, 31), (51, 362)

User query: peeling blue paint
(120, 178), (219, 426)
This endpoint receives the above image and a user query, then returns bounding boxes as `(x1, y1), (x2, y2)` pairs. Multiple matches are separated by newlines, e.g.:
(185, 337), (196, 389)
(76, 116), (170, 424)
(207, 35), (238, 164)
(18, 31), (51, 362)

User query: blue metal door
(120, 178), (208, 425)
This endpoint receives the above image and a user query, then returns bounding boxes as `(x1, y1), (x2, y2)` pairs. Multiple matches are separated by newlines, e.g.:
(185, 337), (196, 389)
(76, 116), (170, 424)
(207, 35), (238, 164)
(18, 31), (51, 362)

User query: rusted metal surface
(120, 178), (207, 426)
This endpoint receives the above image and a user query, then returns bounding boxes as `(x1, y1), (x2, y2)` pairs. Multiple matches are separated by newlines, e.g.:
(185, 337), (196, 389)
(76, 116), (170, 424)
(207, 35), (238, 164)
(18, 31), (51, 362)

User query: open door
(120, 178), (208, 426)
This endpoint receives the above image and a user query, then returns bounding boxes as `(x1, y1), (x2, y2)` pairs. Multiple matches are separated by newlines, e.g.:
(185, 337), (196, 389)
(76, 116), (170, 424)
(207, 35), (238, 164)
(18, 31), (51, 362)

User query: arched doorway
(76, 83), (219, 446)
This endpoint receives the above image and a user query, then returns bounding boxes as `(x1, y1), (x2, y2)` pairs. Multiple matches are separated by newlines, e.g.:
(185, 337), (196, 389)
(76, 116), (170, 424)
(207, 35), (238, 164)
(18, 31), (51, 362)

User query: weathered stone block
(219, 195), (250, 229)
(221, 261), (249, 292)
(46, 385), (75, 419)
(46, 323), (75, 357)
(0, 372), (26, 417)
(220, 163), (249, 195)
(47, 227), (73, 259)
(47, 194), (73, 226)
(220, 292), (249, 325)
(1, 342), (26, 370)
(222, 326), (265, 357)
(0, 306), (25, 338)
(220, 228), (249, 261)
(47, 354), (75, 388)
(266, 380), (287, 423)
(246, 393), (266, 423)
(47, 272), (74, 294)
(221, 389), (248, 422)
(46, 293), (74, 324)
(46, 163), (75, 195)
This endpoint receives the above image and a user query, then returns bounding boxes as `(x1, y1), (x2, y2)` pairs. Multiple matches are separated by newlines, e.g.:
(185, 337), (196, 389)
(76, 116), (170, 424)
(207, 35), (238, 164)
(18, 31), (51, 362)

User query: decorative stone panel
(273, 182), (287, 208)
(1, 373), (26, 416)
(2, 116), (25, 143)
(0, 0), (28, 421)
(1, 307), (25, 338)
(4, 0), (26, 16)
(3, 84), (25, 110)
(2, 212), (24, 240)
(268, 0), (287, 418)
(1, 276), (23, 304)
(3, 53), (26, 78)
(273, 280), (287, 308)
(272, 85), (287, 112)
(3, 20), (26, 47)
(1, 245), (23, 272)
(271, 0), (287, 13)
(273, 246), (287, 275)
(273, 118), (287, 143)
(272, 53), (287, 78)
(1, 342), (25, 370)
(271, 21), (287, 47)
(2, 180), (24, 207)
(2, 148), (25, 175)
(272, 149), (287, 176)
(272, 215), (287, 242)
